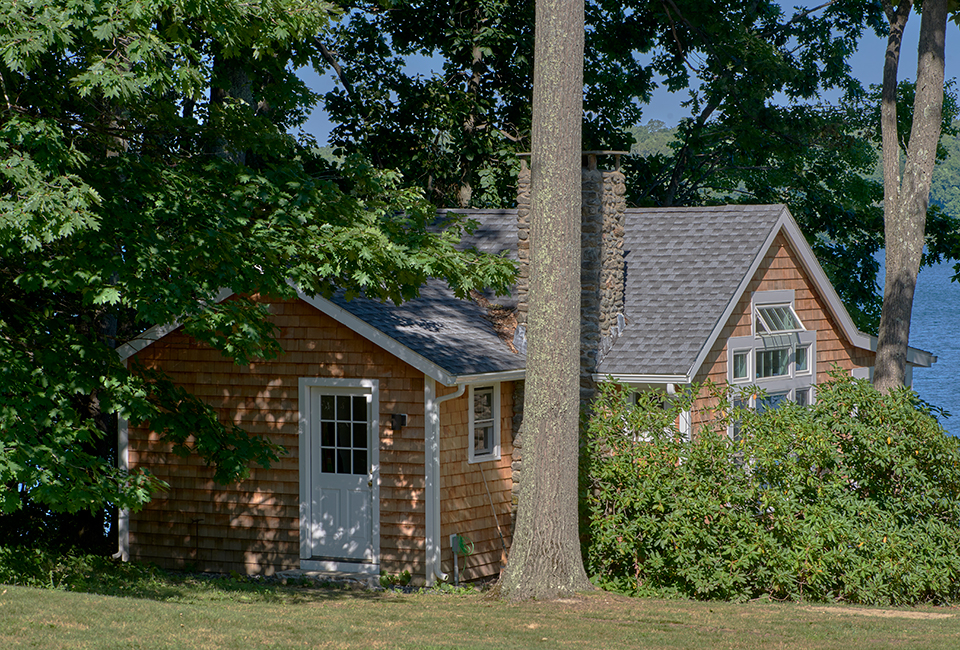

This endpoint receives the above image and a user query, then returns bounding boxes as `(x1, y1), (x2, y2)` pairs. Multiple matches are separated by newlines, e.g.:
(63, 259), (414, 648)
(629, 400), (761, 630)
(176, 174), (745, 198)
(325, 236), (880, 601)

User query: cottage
(117, 153), (934, 584)
(117, 282), (524, 584)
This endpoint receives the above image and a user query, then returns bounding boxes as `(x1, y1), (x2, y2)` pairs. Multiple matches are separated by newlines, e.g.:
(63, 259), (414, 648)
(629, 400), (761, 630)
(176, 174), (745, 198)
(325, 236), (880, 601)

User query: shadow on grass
(0, 550), (405, 606)
(73, 565), (402, 605)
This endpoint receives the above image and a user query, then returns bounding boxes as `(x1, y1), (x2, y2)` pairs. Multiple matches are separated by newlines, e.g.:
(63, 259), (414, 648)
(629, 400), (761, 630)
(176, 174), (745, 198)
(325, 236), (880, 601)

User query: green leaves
(584, 374), (960, 605)
(0, 0), (514, 523)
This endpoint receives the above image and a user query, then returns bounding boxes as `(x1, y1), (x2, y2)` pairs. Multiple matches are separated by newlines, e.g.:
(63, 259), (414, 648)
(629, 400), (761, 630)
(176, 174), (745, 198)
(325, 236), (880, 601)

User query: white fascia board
(684, 206), (789, 380)
(775, 210), (875, 350)
(453, 369), (526, 385)
(116, 320), (185, 361)
(774, 212), (937, 367)
(593, 373), (691, 385)
(115, 287), (235, 361)
(294, 288), (459, 386)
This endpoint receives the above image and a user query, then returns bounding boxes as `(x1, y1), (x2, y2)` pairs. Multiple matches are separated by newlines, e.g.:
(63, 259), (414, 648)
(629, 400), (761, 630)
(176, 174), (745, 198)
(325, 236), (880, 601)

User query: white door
(305, 386), (375, 563)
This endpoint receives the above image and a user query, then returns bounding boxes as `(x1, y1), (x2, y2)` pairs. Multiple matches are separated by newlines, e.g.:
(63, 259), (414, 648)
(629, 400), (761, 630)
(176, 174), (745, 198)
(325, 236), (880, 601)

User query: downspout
(424, 377), (465, 585)
(114, 359), (130, 561)
(114, 415), (130, 561)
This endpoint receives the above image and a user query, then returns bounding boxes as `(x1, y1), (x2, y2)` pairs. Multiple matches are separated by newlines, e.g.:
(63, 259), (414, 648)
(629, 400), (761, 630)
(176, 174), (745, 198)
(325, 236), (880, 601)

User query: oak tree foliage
(317, 0), (960, 333)
(0, 0), (514, 527)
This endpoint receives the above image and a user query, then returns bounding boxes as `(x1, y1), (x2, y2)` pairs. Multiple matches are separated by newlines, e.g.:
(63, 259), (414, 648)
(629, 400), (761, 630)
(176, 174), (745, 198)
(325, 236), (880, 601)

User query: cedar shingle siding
(689, 233), (875, 432)
(128, 297), (429, 577)
(128, 295), (518, 581)
(437, 383), (514, 582)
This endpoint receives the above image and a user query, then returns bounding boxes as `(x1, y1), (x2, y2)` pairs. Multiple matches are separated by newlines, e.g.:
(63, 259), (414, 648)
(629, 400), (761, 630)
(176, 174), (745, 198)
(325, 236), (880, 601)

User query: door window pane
(321, 395), (334, 420)
(318, 392), (370, 475)
(337, 449), (351, 474)
(353, 396), (366, 420)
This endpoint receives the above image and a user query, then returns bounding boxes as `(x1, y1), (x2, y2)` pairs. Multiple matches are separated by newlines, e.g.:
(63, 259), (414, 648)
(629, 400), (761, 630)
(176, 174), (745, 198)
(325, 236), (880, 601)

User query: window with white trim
(468, 384), (501, 463)
(727, 290), (817, 437)
(732, 350), (750, 381)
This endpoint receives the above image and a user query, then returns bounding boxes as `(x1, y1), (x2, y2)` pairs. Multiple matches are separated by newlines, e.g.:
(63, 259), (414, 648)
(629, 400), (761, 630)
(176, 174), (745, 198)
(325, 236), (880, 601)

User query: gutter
(591, 373), (691, 385)
(423, 378), (465, 585)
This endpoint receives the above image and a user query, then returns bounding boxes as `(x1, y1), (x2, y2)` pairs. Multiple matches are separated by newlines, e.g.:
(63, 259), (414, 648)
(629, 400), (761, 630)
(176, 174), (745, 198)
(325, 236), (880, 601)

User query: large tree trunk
(874, 0), (948, 392)
(498, 0), (591, 600)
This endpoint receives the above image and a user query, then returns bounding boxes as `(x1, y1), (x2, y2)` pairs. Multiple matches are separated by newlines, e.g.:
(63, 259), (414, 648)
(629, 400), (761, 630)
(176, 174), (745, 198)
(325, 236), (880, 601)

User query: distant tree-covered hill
(628, 120), (960, 220)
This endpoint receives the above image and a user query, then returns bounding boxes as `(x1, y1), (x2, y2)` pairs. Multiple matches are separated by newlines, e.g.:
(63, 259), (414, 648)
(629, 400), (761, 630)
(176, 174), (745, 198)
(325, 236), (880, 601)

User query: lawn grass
(1, 576), (959, 650)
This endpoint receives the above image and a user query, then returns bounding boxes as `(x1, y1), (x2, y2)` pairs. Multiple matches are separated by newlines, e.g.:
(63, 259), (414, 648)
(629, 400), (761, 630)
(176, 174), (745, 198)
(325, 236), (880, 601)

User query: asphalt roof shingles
(329, 204), (788, 380)
(597, 205), (787, 377)
(329, 279), (524, 378)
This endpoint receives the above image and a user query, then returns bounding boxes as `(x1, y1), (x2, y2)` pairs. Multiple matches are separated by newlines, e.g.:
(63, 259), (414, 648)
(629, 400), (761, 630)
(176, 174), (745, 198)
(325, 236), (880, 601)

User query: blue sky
(297, 10), (959, 144)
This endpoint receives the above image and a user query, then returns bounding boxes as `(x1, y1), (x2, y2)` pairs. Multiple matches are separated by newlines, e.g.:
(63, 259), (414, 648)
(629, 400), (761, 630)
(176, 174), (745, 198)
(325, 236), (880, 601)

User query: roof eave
(116, 283), (518, 385)
(593, 373), (692, 385)
(453, 369), (526, 385)
(864, 335), (938, 368)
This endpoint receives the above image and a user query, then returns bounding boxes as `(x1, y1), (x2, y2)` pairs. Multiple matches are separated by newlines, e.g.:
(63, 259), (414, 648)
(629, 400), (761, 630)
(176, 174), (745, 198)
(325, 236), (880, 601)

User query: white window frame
(468, 384), (501, 463)
(731, 349), (751, 382)
(755, 304), (805, 335)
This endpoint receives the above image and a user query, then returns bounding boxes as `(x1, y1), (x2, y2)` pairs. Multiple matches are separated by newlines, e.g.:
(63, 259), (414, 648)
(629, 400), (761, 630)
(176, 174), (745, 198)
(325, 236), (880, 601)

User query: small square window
(469, 385), (500, 463)
(732, 351), (749, 381)
(795, 388), (809, 407)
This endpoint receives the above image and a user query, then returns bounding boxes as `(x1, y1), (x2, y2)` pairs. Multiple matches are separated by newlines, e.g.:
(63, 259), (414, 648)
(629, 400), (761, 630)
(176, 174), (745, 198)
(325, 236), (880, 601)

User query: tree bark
(498, 0), (591, 600)
(210, 52), (254, 165)
(874, 0), (947, 391)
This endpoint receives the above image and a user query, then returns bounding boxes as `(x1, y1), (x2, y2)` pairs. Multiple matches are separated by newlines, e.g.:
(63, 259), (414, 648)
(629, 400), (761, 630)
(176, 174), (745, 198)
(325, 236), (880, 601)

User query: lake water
(897, 260), (960, 435)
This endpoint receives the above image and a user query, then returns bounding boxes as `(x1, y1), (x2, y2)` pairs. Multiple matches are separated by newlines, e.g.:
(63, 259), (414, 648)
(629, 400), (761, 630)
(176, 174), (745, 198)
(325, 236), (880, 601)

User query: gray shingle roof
(329, 279), (525, 378)
(437, 204), (789, 379)
(442, 209), (518, 259)
(596, 205), (788, 376)
(330, 204), (788, 380)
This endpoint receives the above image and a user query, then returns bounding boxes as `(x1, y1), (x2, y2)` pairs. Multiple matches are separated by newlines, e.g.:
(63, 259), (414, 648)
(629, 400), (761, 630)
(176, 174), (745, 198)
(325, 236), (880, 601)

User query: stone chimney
(515, 151), (627, 404)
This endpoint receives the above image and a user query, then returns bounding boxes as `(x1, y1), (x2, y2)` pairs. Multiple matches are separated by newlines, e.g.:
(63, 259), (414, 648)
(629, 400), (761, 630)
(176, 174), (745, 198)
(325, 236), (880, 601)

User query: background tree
(320, 0), (650, 208)
(316, 0), (960, 333)
(873, 0), (952, 390)
(0, 0), (513, 549)
(497, 0), (591, 600)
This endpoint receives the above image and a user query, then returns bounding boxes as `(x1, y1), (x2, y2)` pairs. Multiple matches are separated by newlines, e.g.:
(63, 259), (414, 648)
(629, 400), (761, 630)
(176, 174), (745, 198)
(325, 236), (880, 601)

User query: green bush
(0, 545), (163, 594)
(582, 372), (960, 605)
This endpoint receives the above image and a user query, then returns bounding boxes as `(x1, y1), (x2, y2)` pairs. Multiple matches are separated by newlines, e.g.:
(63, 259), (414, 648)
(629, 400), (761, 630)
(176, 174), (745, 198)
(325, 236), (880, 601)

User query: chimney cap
(582, 150), (628, 171)
(517, 150), (629, 171)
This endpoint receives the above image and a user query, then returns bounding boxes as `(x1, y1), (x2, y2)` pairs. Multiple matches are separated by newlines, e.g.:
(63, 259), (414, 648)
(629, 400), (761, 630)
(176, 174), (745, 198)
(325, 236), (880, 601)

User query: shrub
(0, 545), (163, 594)
(582, 372), (960, 605)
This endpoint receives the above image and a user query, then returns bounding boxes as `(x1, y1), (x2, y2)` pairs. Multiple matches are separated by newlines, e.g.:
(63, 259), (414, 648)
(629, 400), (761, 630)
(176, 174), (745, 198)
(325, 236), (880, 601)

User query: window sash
(756, 348), (790, 378)
(470, 385), (499, 462)
(732, 351), (749, 380)
(796, 345), (810, 374)
(756, 304), (804, 334)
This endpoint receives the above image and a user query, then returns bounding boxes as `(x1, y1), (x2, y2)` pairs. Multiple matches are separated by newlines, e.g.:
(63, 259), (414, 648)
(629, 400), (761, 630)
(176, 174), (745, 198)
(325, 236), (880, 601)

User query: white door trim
(298, 377), (380, 574)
